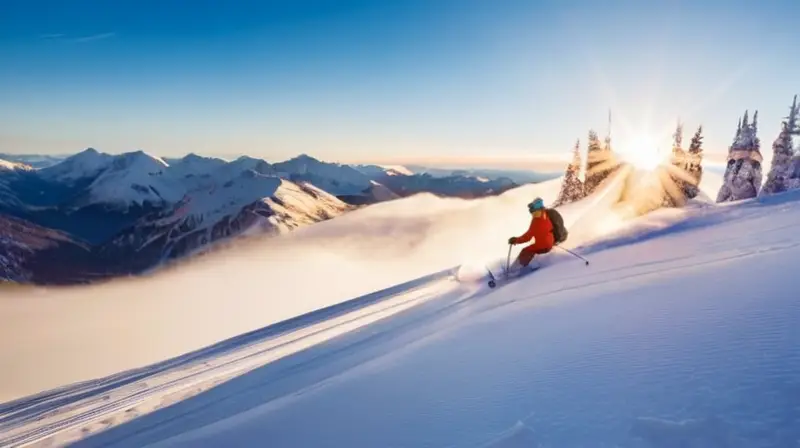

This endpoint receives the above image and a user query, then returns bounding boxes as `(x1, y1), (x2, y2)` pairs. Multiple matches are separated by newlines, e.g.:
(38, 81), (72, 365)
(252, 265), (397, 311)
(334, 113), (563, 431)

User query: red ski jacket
(515, 210), (555, 249)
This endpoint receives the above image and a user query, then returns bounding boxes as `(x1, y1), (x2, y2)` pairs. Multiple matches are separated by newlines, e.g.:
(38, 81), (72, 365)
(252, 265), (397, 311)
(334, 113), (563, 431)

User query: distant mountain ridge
(0, 149), (552, 284)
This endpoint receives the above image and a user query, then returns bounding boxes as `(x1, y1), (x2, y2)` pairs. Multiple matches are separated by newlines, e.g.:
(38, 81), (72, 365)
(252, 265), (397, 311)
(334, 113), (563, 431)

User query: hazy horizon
(0, 146), (731, 173)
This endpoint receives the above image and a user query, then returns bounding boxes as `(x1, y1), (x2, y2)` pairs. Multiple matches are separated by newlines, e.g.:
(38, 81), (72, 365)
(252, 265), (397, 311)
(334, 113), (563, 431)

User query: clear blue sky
(1, 0), (799, 167)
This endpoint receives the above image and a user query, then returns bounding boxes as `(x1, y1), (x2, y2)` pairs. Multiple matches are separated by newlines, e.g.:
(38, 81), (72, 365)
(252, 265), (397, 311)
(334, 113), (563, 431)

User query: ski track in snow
(0, 268), (477, 447)
(4, 175), (800, 447)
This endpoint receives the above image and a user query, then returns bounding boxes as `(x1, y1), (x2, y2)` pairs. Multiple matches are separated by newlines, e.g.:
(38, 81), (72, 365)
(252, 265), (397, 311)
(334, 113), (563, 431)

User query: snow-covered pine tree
(685, 125), (703, 199)
(553, 139), (585, 207)
(584, 130), (610, 195)
(718, 113), (744, 203)
(684, 125), (704, 199)
(790, 153), (800, 190)
(733, 117), (742, 146)
(751, 110), (761, 155)
(744, 110), (763, 196)
(741, 110), (750, 137)
(661, 120), (688, 207)
(717, 109), (763, 202)
(763, 95), (800, 195)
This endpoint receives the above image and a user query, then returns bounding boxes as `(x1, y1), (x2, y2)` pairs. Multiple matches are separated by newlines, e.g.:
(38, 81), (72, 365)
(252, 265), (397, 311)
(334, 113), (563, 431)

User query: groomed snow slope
(6, 168), (796, 447)
(74, 176), (799, 448)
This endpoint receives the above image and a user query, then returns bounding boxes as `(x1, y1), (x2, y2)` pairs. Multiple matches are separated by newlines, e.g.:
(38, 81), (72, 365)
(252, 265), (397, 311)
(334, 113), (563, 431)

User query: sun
(617, 133), (668, 171)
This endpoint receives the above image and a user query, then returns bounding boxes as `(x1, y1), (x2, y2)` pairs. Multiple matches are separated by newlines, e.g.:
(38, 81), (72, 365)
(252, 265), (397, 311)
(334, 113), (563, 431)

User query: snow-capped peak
(111, 150), (169, 170)
(38, 147), (114, 182)
(79, 150), (184, 208)
(273, 154), (373, 196)
(0, 158), (32, 171)
(166, 169), (347, 229)
(166, 153), (228, 178)
(353, 163), (413, 178)
(131, 171), (351, 259)
(380, 165), (414, 176)
(227, 156), (275, 175)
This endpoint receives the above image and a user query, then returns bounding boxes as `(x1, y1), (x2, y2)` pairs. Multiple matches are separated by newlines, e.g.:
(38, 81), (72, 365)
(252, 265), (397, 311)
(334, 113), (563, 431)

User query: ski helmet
(528, 197), (545, 212)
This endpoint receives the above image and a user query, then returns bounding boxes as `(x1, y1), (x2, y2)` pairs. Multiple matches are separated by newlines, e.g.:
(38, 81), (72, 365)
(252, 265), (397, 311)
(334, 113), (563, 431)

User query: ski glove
(508, 237), (518, 245)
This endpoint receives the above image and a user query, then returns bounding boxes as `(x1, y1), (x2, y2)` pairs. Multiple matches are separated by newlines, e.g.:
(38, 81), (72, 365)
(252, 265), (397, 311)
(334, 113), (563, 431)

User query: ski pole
(505, 244), (512, 279)
(555, 244), (590, 266)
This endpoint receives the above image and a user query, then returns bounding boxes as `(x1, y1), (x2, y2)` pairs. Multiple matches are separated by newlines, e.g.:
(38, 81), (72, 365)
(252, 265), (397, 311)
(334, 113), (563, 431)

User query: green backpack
(545, 208), (568, 244)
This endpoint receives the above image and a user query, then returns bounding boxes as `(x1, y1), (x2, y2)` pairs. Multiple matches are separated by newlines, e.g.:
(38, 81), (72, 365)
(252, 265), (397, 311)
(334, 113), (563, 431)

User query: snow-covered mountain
(6, 168), (800, 448)
(0, 150), (355, 282)
(272, 154), (375, 196)
(0, 153), (67, 169)
(101, 171), (351, 269)
(0, 158), (33, 206)
(0, 158), (32, 172)
(73, 150), (185, 208)
(163, 153), (228, 178)
(28, 148), (185, 209)
(38, 147), (115, 183)
(352, 163), (414, 177)
(274, 154), (522, 203)
(402, 164), (560, 184)
(374, 171), (518, 199)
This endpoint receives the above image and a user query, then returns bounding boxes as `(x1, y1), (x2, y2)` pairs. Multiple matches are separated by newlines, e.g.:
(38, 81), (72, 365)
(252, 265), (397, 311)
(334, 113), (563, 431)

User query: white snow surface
(158, 170), (286, 228)
(141, 167), (350, 251)
(164, 153), (228, 179)
(38, 148), (114, 182)
(0, 158), (31, 171)
(273, 154), (373, 195)
(84, 151), (185, 206)
(211, 156), (275, 181)
(380, 164), (414, 176)
(3, 168), (799, 447)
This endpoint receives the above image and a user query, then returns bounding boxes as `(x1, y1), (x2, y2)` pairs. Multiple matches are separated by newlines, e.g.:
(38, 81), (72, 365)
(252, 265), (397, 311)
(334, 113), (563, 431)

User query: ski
(486, 266), (498, 288)
(486, 265), (541, 288)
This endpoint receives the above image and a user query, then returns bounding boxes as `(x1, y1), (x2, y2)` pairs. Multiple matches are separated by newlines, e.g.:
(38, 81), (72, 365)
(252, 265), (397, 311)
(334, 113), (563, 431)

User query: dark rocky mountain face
(0, 169), (160, 244)
(0, 214), (92, 284)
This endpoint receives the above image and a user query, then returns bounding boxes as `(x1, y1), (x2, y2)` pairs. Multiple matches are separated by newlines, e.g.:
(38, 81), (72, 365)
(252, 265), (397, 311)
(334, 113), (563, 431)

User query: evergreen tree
(761, 95), (799, 195)
(717, 109), (764, 202)
(671, 120), (687, 168)
(553, 139), (585, 207)
(584, 129), (609, 195)
(672, 121), (684, 156)
(662, 120), (688, 207)
(789, 153), (800, 190)
(741, 110), (750, 139)
(751, 110), (761, 154)
(684, 125), (704, 199)
(733, 117), (742, 146)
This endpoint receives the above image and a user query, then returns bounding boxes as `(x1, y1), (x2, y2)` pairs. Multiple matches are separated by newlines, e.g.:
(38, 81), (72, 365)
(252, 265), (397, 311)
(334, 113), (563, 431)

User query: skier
(507, 197), (555, 274)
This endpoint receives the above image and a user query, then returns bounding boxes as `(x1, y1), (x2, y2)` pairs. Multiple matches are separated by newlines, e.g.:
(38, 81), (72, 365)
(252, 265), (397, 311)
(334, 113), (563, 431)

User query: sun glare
(618, 133), (667, 171)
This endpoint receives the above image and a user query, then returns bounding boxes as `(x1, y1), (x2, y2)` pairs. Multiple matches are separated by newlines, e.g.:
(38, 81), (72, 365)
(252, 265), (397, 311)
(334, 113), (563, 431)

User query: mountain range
(0, 149), (553, 284)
